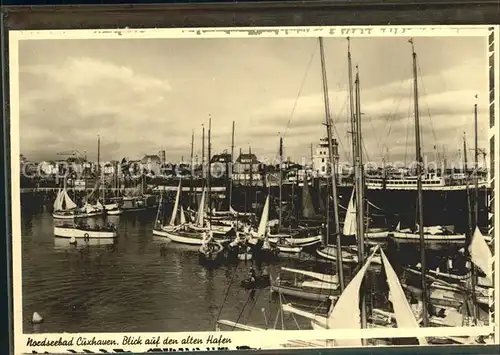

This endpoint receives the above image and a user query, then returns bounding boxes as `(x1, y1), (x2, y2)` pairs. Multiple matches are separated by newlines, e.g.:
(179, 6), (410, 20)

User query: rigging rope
(244, 289), (261, 325)
(271, 40), (318, 162)
(381, 81), (407, 149)
(331, 95), (351, 163)
(417, 62), (439, 154)
(232, 290), (254, 331)
(405, 88), (413, 166)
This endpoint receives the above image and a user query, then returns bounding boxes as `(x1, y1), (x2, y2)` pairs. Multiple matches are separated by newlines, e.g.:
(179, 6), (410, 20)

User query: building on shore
(140, 154), (162, 175)
(233, 152), (263, 184)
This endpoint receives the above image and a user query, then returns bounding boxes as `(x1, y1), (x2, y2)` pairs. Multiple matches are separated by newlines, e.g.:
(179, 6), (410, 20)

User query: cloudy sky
(17, 35), (488, 166)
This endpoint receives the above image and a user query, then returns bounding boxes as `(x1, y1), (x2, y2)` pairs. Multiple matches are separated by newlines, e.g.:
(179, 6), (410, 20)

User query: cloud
(16, 36), (489, 165)
(19, 57), (172, 160)
(238, 57), (488, 163)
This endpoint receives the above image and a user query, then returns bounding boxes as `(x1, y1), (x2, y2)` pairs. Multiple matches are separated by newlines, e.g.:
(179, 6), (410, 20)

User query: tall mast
(354, 65), (367, 329)
(249, 146), (253, 188)
(208, 115), (212, 220)
(202, 124), (205, 187)
(410, 39), (428, 326)
(190, 130), (195, 204)
(279, 136), (283, 228)
(230, 121), (235, 209)
(319, 37), (344, 291)
(474, 99), (479, 227)
(347, 38), (357, 174)
(463, 133), (479, 323)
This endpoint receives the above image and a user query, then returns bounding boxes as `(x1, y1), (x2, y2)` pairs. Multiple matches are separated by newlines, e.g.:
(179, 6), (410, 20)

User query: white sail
(95, 200), (104, 210)
(53, 189), (63, 211)
(380, 249), (427, 345)
(257, 195), (270, 238)
(281, 267), (338, 284)
(469, 226), (493, 282)
(324, 245), (380, 346)
(62, 189), (77, 210)
(195, 188), (206, 227)
(169, 180), (182, 226)
(343, 189), (357, 236)
(180, 205), (186, 225)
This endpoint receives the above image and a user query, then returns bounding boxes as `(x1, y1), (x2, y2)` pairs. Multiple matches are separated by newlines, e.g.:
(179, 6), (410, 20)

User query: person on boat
(226, 222), (237, 239)
(200, 232), (210, 253)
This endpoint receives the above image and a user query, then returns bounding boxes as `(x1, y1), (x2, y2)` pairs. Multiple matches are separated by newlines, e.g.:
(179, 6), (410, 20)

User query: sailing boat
(153, 180), (186, 235)
(52, 186), (103, 219)
(317, 40), (382, 266)
(105, 166), (123, 215)
(343, 190), (388, 240)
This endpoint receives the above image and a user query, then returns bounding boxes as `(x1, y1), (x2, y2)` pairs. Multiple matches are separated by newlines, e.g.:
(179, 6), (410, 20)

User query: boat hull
(162, 230), (204, 245)
(106, 209), (123, 215)
(268, 235), (322, 246)
(52, 210), (103, 219)
(391, 231), (466, 243)
(271, 284), (333, 302)
(53, 226), (117, 239)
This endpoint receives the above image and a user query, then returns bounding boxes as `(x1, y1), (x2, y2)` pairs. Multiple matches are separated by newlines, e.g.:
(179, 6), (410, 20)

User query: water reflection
(54, 237), (117, 250)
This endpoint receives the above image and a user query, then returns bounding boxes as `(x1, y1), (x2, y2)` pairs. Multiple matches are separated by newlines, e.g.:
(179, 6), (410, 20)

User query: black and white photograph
(9, 26), (499, 353)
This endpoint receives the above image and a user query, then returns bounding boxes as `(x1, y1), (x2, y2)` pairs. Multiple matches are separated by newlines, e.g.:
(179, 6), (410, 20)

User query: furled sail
(343, 189), (357, 236)
(53, 189), (63, 211)
(301, 176), (316, 218)
(380, 249), (427, 345)
(257, 195), (270, 238)
(169, 180), (182, 226)
(281, 267), (338, 284)
(323, 245), (380, 346)
(469, 226), (493, 282)
(180, 205), (186, 225)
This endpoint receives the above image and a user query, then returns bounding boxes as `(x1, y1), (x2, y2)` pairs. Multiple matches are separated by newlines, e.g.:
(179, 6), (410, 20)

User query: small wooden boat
(268, 234), (322, 246)
(316, 245), (382, 265)
(198, 241), (224, 263)
(52, 189), (104, 219)
(270, 267), (339, 302)
(54, 223), (118, 239)
(391, 224), (466, 244)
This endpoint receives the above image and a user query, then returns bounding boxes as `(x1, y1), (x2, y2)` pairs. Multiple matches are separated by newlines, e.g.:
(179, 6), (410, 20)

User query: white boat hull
(54, 226), (117, 239)
(365, 230), (390, 239)
(162, 230), (205, 245)
(317, 246), (382, 265)
(268, 235), (322, 246)
(52, 210), (103, 219)
(278, 246), (302, 254)
(106, 209), (123, 215)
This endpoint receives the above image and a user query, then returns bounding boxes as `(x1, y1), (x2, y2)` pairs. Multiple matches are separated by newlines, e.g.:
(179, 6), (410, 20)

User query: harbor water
(21, 203), (476, 335)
